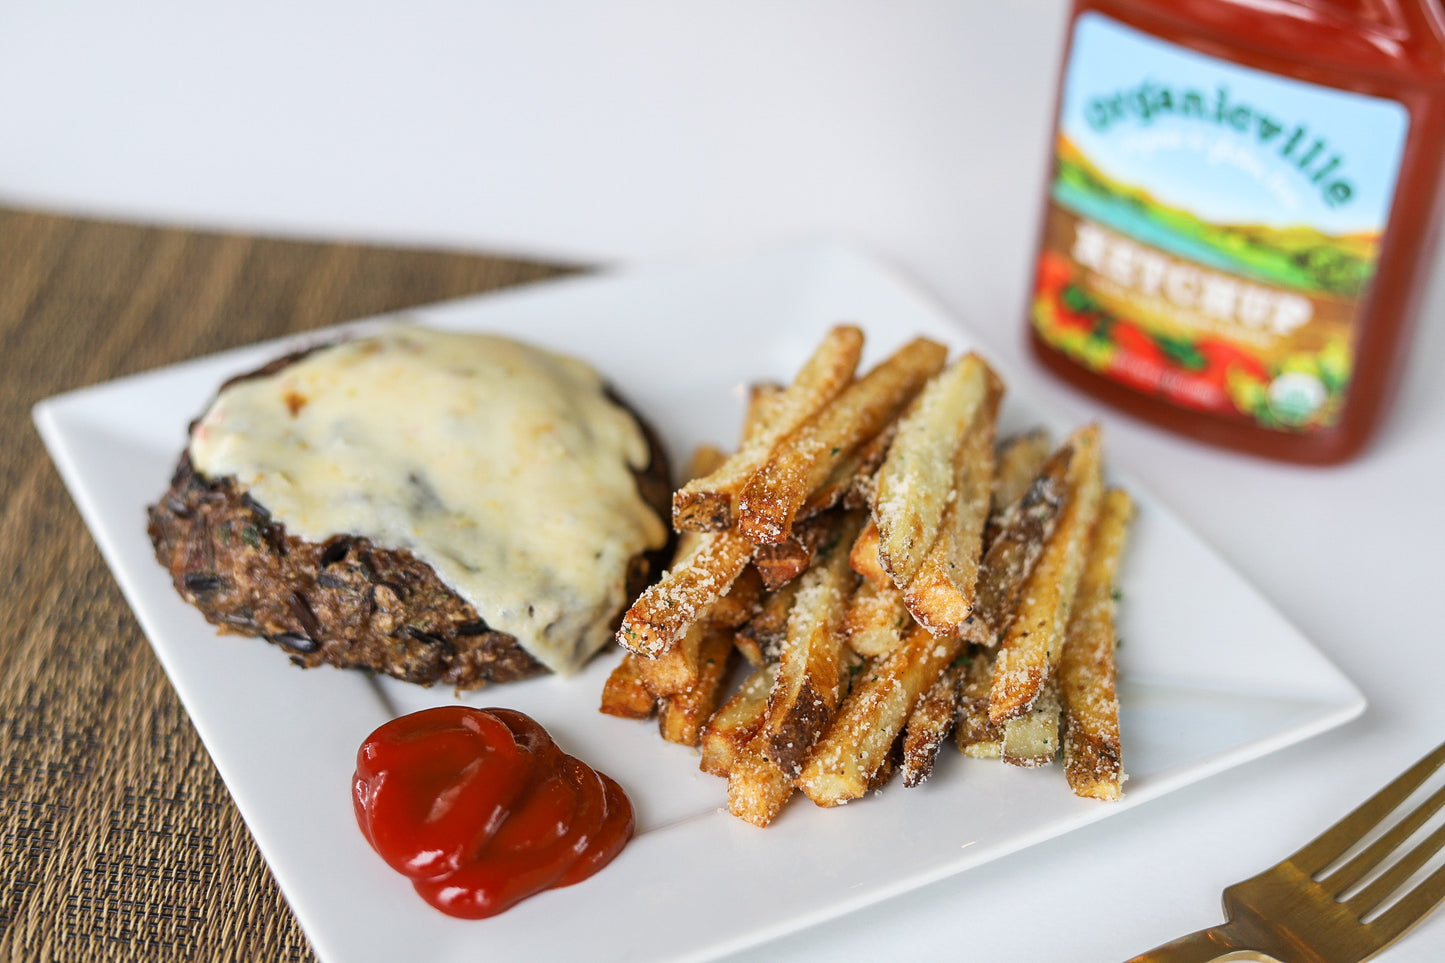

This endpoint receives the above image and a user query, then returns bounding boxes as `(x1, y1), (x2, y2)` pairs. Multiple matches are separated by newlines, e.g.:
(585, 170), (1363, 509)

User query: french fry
(841, 578), (910, 658)
(873, 353), (999, 588)
(803, 422), (901, 517)
(847, 518), (890, 590)
(733, 634), (766, 669)
(901, 663), (962, 787)
(685, 444), (729, 485)
(801, 438), (876, 519)
(867, 744), (901, 793)
(752, 539), (813, 590)
(992, 428), (1054, 519)
(901, 376), (1002, 636)
(737, 337), (948, 545)
(735, 579), (798, 666)
(956, 648), (1002, 757)
(1060, 487), (1134, 800)
(616, 528), (754, 657)
(727, 731), (796, 827)
(989, 424), (1105, 725)
(666, 443), (733, 573)
(963, 442), (1072, 648)
(700, 662), (779, 777)
(1000, 679), (1062, 767)
(761, 511), (863, 777)
(636, 565), (760, 697)
(599, 653), (657, 720)
(658, 624), (736, 746)
(706, 565), (766, 629)
(628, 452), (761, 687)
(742, 381), (785, 434)
(752, 512), (833, 589)
(673, 325), (864, 531)
(796, 622), (963, 807)
(636, 619), (708, 698)
(814, 417), (896, 516)
(980, 429), (1054, 575)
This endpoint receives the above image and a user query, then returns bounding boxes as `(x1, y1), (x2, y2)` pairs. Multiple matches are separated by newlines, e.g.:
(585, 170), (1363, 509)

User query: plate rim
(32, 239), (1366, 963)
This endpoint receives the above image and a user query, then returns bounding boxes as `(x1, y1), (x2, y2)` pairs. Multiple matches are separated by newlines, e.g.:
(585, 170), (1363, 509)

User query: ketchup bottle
(1027, 0), (1445, 463)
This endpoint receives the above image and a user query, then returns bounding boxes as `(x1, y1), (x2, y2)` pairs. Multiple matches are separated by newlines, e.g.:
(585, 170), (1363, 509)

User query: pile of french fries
(601, 325), (1135, 827)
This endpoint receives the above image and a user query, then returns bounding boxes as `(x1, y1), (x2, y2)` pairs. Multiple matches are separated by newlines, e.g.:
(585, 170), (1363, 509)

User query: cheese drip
(188, 325), (667, 674)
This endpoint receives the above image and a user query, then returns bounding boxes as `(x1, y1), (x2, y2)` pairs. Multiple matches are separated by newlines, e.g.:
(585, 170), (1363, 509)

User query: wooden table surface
(0, 207), (574, 960)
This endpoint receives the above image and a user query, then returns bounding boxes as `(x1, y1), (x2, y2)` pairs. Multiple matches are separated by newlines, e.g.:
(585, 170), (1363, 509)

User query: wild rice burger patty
(147, 326), (672, 688)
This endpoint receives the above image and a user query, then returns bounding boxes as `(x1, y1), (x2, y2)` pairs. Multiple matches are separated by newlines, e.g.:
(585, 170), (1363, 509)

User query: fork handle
(1125, 920), (1279, 962)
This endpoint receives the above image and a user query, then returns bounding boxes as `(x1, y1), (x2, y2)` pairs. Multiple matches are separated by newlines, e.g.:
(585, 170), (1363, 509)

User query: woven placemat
(0, 207), (575, 961)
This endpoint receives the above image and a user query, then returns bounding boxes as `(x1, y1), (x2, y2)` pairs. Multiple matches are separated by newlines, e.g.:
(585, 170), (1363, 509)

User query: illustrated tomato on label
(1054, 305), (1097, 334)
(1036, 251), (1074, 294)
(1109, 321), (1163, 363)
(1197, 338), (1269, 387)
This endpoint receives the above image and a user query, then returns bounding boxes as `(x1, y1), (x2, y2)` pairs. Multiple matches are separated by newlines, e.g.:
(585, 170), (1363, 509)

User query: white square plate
(35, 241), (1364, 962)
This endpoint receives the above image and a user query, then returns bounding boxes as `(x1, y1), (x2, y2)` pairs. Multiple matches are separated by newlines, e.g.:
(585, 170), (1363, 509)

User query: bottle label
(1032, 12), (1409, 431)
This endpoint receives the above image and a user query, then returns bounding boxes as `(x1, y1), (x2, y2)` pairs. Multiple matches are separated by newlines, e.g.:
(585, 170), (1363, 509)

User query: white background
(5, 2), (1445, 960)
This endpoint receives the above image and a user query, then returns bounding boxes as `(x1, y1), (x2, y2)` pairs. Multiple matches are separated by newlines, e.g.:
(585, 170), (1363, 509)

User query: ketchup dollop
(352, 706), (634, 919)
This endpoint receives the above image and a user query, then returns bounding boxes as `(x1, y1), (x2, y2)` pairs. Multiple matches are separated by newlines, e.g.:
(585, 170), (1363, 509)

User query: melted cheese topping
(188, 325), (668, 674)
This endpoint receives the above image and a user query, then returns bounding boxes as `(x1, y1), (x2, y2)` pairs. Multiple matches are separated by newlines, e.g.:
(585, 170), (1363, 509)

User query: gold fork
(1127, 739), (1445, 963)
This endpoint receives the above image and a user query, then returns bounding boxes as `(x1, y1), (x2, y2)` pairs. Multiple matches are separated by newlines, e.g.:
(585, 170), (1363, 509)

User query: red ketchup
(352, 706), (633, 919)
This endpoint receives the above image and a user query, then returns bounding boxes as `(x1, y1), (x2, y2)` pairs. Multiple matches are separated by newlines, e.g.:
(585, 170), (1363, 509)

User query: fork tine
(1343, 819), (1445, 915)
(1367, 861), (1445, 946)
(1291, 739), (1445, 875)
(1319, 780), (1445, 895)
